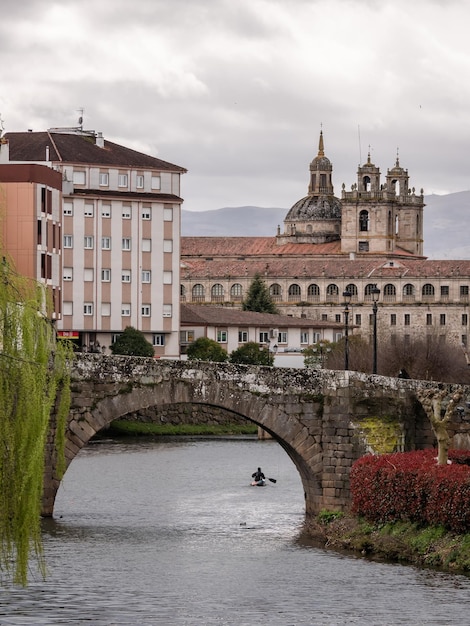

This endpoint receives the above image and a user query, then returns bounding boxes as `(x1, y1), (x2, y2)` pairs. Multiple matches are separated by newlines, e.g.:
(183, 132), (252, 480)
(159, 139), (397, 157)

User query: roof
(181, 304), (343, 328)
(182, 236), (343, 257)
(4, 131), (186, 172)
(181, 255), (470, 281)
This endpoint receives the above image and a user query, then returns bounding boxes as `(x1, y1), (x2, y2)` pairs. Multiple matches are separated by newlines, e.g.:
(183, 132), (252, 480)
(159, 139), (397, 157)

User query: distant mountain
(181, 191), (470, 260)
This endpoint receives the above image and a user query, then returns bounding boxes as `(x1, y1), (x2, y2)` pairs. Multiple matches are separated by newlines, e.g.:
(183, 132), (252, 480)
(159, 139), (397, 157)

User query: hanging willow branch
(0, 258), (72, 586)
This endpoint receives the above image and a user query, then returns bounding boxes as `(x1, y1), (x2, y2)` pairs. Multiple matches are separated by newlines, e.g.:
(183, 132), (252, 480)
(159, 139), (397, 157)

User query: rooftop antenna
(77, 108), (84, 130)
(358, 124), (362, 165)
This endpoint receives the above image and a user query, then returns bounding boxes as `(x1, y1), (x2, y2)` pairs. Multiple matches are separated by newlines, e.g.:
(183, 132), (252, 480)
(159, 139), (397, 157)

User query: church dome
(285, 195), (341, 221)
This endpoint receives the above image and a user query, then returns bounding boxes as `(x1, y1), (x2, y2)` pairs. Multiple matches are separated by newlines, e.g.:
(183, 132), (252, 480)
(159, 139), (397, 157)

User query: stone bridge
(42, 354), (470, 519)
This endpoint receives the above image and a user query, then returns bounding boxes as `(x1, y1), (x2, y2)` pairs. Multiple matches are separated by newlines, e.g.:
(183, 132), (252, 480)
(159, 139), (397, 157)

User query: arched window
(307, 284), (320, 302)
(403, 283), (414, 296)
(422, 283), (435, 299)
(211, 283), (224, 302)
(326, 284), (339, 302)
(362, 176), (371, 192)
(364, 283), (376, 298)
(192, 283), (205, 302)
(345, 283), (358, 296)
(269, 283), (282, 302)
(383, 283), (396, 302)
(359, 210), (369, 232)
(230, 283), (243, 301)
(288, 283), (301, 302)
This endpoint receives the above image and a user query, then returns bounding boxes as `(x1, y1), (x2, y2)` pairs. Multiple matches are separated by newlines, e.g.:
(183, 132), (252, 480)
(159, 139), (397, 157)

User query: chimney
(96, 132), (104, 148)
(0, 137), (10, 163)
(45, 145), (50, 161)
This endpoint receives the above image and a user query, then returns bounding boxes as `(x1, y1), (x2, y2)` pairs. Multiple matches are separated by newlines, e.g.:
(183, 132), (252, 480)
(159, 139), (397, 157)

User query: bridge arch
(43, 354), (469, 520)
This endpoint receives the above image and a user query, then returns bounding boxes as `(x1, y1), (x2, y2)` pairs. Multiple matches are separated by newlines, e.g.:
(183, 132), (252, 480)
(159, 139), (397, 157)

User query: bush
(350, 449), (470, 533)
(186, 337), (229, 362)
(230, 342), (274, 366)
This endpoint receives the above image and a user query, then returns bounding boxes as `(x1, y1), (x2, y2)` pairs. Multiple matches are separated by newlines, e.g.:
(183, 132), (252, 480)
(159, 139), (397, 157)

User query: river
(1, 437), (470, 625)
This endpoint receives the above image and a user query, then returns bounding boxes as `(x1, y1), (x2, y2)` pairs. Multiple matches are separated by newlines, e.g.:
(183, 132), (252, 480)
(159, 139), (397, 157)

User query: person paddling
(251, 467), (265, 486)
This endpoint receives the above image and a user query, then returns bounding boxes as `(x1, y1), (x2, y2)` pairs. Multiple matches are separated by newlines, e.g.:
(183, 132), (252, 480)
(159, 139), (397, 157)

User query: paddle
(268, 477), (277, 483)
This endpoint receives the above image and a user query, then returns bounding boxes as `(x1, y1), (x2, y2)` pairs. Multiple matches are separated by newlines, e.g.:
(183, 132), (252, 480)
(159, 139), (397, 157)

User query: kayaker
(251, 467), (265, 483)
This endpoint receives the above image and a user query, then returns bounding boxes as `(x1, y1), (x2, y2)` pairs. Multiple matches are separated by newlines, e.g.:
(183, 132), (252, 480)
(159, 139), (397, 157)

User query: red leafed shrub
(350, 450), (470, 533)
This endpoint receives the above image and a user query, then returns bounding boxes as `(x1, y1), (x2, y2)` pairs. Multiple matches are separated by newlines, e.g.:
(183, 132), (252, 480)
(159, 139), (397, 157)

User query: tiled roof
(5, 131), (186, 172)
(181, 304), (342, 328)
(181, 236), (342, 257)
(181, 255), (470, 280)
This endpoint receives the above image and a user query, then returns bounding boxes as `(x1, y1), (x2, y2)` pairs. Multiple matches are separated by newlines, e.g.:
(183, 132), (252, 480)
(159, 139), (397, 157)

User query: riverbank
(106, 420), (258, 437)
(304, 513), (470, 573)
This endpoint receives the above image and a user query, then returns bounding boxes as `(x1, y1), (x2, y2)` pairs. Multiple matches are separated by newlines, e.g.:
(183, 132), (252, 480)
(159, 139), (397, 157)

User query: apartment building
(0, 141), (63, 319)
(3, 127), (186, 357)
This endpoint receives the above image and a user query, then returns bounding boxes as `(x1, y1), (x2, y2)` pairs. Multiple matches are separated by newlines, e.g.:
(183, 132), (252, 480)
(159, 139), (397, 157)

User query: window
(192, 284), (205, 301)
(359, 210), (369, 231)
(99, 172), (109, 187)
(164, 208), (173, 221)
(151, 175), (161, 190)
(217, 330), (228, 343)
(288, 284), (301, 300)
(404, 314), (411, 326)
(463, 335), (468, 347)
(136, 175), (144, 189)
(270, 283), (282, 299)
(441, 285), (449, 297)
(403, 283), (415, 297)
(101, 303), (111, 316)
(238, 331), (248, 343)
(211, 283), (224, 300)
(118, 173), (128, 187)
(73, 171), (86, 185)
(121, 304), (131, 316)
(163, 271), (173, 285)
(460, 285), (469, 297)
(122, 205), (131, 219)
(84, 303), (93, 315)
(63, 267), (73, 281)
(63, 301), (73, 316)
(180, 330), (195, 343)
(84, 203), (94, 217)
(358, 241), (369, 252)
(326, 284), (339, 297)
(463, 314), (468, 326)
(142, 270), (151, 283)
(355, 314), (361, 325)
(122, 238), (131, 251)
(84, 236), (94, 249)
(335, 314), (341, 323)
(163, 304), (172, 318)
(101, 204), (111, 218)
(426, 314), (432, 325)
(63, 235), (73, 248)
(440, 314), (446, 326)
(84, 268), (94, 282)
(101, 237), (111, 250)
(142, 238), (152, 252)
(141, 304), (151, 317)
(383, 284), (396, 297)
(63, 202), (73, 216)
(101, 269), (111, 282)
(321, 314), (328, 321)
(300, 332), (309, 344)
(141, 207), (151, 220)
(231, 283), (243, 299)
(153, 334), (165, 346)
(259, 331), (269, 343)
(122, 270), (131, 283)
(390, 314), (396, 326)
(422, 283), (435, 296)
(278, 331), (287, 344)
(163, 239), (173, 253)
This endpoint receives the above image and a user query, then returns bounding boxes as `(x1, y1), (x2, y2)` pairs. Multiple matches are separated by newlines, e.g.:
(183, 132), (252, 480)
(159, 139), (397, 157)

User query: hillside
(181, 191), (470, 259)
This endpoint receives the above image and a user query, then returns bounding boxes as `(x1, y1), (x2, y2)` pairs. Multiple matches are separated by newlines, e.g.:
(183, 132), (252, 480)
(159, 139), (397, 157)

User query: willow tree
(0, 258), (72, 585)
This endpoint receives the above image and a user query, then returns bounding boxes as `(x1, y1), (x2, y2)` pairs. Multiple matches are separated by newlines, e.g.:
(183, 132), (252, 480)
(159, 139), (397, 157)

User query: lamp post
(343, 290), (352, 370)
(371, 285), (380, 374)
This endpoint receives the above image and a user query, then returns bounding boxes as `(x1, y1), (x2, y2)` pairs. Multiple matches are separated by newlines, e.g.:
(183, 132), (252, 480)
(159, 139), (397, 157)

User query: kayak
(250, 479), (266, 487)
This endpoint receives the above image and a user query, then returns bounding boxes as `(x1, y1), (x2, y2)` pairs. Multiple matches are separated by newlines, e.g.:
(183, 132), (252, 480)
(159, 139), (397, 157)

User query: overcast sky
(1, 0), (469, 212)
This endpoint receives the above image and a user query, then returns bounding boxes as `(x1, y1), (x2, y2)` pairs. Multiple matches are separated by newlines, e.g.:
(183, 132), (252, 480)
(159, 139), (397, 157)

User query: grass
(106, 420), (258, 437)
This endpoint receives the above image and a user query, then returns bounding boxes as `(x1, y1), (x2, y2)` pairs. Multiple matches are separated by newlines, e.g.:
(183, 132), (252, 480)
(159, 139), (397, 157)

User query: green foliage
(317, 509), (345, 525)
(110, 326), (154, 357)
(0, 258), (72, 585)
(186, 337), (229, 362)
(230, 342), (274, 366)
(357, 415), (403, 454)
(303, 341), (332, 369)
(242, 273), (279, 314)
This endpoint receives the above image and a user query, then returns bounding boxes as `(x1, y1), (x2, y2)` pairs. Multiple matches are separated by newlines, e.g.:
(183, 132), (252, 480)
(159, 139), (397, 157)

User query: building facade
(3, 127), (186, 357)
(181, 133), (470, 352)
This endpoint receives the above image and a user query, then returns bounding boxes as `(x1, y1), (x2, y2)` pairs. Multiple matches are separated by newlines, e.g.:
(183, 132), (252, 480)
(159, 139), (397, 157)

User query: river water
(1, 437), (470, 625)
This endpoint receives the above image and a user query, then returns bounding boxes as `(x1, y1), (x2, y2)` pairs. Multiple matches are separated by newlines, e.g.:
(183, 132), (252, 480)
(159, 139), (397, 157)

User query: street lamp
(343, 290), (352, 370)
(371, 285), (380, 374)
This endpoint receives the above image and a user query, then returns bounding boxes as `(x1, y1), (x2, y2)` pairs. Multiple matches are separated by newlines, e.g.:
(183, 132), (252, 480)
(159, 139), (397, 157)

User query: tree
(0, 257), (72, 585)
(110, 326), (154, 357)
(230, 342), (274, 366)
(242, 273), (279, 314)
(186, 337), (228, 362)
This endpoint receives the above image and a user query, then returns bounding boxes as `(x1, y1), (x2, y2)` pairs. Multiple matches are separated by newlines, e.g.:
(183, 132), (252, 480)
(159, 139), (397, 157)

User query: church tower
(277, 131), (341, 245)
(340, 150), (424, 257)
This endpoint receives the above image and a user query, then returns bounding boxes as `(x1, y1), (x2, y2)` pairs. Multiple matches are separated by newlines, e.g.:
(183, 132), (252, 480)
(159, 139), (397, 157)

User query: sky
(1, 0), (469, 212)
